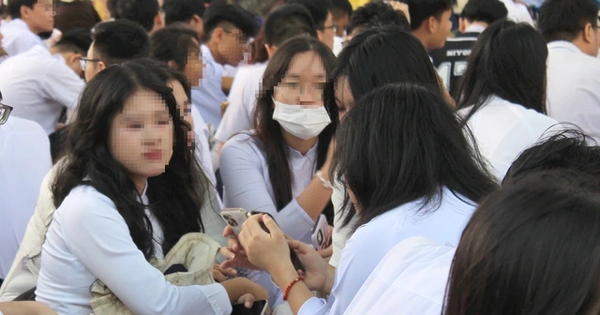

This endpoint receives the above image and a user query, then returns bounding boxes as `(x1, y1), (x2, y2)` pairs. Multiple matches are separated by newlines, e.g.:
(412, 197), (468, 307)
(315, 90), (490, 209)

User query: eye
(157, 119), (170, 126)
(127, 122), (144, 129)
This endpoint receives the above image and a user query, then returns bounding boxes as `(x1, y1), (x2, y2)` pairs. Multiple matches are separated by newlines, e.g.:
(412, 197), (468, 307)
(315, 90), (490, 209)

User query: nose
(142, 124), (164, 146)
(298, 84), (317, 105)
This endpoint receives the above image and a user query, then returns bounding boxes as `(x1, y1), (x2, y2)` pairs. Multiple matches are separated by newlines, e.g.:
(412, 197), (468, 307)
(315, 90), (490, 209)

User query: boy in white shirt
(1, 0), (54, 57)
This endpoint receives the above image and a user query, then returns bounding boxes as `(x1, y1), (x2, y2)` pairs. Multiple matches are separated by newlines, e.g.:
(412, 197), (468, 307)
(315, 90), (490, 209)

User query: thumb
(287, 239), (309, 254)
(262, 214), (280, 235)
(244, 293), (256, 308)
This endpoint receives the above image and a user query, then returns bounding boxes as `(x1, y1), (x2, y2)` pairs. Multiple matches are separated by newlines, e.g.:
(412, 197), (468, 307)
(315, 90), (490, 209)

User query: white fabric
(547, 41), (600, 143)
(0, 19), (43, 57)
(333, 36), (343, 56)
(36, 185), (232, 315)
(298, 189), (476, 315)
(345, 237), (455, 315)
(0, 45), (84, 134)
(192, 106), (216, 185)
(0, 117), (51, 278)
(192, 45), (227, 129)
(499, 0), (534, 25)
(458, 96), (559, 179)
(220, 132), (317, 244)
(329, 178), (357, 268)
(215, 62), (267, 143)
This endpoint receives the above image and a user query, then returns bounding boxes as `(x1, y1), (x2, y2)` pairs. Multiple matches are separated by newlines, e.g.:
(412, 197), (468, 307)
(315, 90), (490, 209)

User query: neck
(411, 29), (432, 50)
(571, 37), (597, 57)
(22, 19), (40, 35)
(206, 40), (227, 65)
(281, 129), (317, 155)
(130, 175), (148, 195)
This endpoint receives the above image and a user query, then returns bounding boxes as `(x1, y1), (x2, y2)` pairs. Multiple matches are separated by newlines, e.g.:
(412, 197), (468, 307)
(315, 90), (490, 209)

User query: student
(539, 0), (600, 142)
(343, 1), (410, 46)
(0, 92), (51, 282)
(327, 25), (446, 267)
(162, 0), (206, 38)
(405, 0), (454, 50)
(330, 0), (352, 54)
(150, 26), (216, 185)
(0, 29), (90, 135)
(109, 0), (163, 33)
(220, 36), (336, 245)
(215, 4), (318, 149)
(34, 61), (267, 315)
(430, 0), (507, 96)
(228, 82), (496, 315)
(0, 19), (151, 302)
(444, 171), (600, 315)
(1, 0), (54, 56)
(285, 0), (336, 50)
(191, 4), (258, 129)
(345, 129), (600, 315)
(455, 20), (559, 179)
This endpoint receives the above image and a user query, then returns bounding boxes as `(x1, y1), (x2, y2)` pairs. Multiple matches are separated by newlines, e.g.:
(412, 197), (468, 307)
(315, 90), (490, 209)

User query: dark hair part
(52, 61), (208, 259)
(53, 28), (93, 56)
(406, 0), (454, 30)
(7, 0), (35, 18)
(264, 4), (318, 46)
(254, 36), (337, 222)
(203, 4), (259, 40)
(455, 20), (548, 122)
(284, 0), (332, 29)
(333, 83), (497, 229)
(346, 2), (409, 34)
(331, 0), (352, 18)
(110, 0), (159, 32)
(150, 26), (200, 71)
(461, 0), (508, 24)
(162, 0), (206, 25)
(538, 0), (600, 43)
(504, 128), (600, 184)
(132, 58), (192, 100)
(91, 20), (151, 67)
(443, 171), (600, 315)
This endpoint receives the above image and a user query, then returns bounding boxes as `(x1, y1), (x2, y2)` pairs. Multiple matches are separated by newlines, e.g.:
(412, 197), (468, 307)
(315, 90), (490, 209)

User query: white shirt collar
(5, 18), (30, 31)
(548, 40), (584, 54)
(287, 141), (319, 160)
(464, 25), (486, 34)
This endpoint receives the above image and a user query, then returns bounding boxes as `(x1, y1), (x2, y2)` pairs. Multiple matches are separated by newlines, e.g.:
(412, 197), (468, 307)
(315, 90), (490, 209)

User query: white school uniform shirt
(499, 0), (534, 25)
(36, 184), (232, 315)
(0, 19), (43, 57)
(0, 117), (51, 279)
(458, 96), (559, 180)
(299, 189), (475, 315)
(214, 62), (267, 144)
(220, 132), (317, 244)
(345, 237), (454, 315)
(547, 41), (600, 143)
(0, 45), (84, 134)
(192, 106), (217, 185)
(329, 177), (357, 268)
(192, 45), (227, 129)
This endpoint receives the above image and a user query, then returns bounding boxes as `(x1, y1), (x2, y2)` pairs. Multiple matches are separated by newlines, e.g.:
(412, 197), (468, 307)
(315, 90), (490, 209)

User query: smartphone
(311, 214), (332, 250)
(231, 300), (268, 315)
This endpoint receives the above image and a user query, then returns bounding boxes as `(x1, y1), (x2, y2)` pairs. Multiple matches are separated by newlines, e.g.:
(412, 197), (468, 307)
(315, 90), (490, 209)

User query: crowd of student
(0, 0), (600, 314)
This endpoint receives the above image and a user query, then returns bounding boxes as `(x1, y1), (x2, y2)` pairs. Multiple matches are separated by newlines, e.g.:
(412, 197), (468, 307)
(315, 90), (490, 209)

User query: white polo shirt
(192, 45), (227, 129)
(547, 41), (600, 143)
(0, 45), (84, 134)
(0, 19), (43, 57)
(0, 117), (51, 279)
(499, 0), (534, 25)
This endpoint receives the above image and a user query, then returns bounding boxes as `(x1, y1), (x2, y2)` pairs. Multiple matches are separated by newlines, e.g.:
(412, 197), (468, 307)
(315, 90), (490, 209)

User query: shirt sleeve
(59, 192), (232, 315)
(192, 106), (217, 185)
(298, 297), (329, 315)
(215, 70), (255, 143)
(219, 138), (315, 243)
(40, 60), (84, 110)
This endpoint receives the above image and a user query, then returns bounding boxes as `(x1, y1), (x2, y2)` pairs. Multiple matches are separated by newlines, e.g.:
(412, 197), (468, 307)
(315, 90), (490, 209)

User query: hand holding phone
(231, 300), (268, 315)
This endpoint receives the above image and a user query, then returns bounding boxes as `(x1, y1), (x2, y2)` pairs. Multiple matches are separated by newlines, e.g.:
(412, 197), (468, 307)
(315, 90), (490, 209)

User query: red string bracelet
(283, 276), (305, 301)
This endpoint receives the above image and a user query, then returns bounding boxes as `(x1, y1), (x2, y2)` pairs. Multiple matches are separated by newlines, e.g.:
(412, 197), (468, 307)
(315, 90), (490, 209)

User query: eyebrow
(285, 73), (327, 79)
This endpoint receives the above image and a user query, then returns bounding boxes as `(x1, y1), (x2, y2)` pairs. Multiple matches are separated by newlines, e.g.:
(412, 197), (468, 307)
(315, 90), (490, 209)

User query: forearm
(272, 265), (315, 315)
(222, 77), (234, 95)
(296, 176), (333, 221)
(321, 265), (336, 295)
(220, 278), (249, 304)
(0, 301), (57, 315)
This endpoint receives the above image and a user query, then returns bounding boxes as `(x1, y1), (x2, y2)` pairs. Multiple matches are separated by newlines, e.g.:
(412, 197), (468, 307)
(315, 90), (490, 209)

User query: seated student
(330, 0), (352, 54)
(405, 0), (454, 50)
(220, 36), (336, 245)
(539, 0), (600, 142)
(1, 0), (54, 57)
(225, 82), (497, 315)
(162, 0), (206, 38)
(192, 4), (258, 129)
(430, 0), (507, 96)
(327, 25), (449, 267)
(455, 20), (559, 180)
(0, 92), (51, 282)
(109, 0), (163, 34)
(150, 26), (216, 185)
(0, 29), (90, 135)
(34, 61), (267, 315)
(215, 4), (318, 149)
(0, 19), (151, 302)
(285, 0), (335, 50)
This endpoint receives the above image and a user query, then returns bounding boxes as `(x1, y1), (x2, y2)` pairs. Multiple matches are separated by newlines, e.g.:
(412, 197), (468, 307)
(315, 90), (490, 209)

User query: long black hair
(254, 35), (337, 222)
(443, 170), (600, 315)
(455, 20), (549, 122)
(52, 62), (208, 259)
(333, 83), (497, 229)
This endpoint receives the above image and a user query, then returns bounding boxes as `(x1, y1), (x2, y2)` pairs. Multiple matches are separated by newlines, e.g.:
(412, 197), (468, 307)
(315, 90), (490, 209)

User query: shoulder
(1, 117), (48, 140)
(57, 185), (119, 225)
(222, 132), (259, 152)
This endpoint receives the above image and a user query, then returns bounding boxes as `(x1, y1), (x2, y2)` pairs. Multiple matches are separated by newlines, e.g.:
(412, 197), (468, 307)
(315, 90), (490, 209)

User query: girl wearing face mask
(219, 36), (337, 245)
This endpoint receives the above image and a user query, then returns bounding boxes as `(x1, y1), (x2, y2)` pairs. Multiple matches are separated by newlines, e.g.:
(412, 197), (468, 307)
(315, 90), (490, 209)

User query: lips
(143, 149), (162, 161)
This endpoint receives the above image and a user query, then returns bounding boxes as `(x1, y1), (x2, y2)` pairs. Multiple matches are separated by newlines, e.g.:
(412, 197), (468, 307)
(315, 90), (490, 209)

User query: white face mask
(272, 98), (331, 140)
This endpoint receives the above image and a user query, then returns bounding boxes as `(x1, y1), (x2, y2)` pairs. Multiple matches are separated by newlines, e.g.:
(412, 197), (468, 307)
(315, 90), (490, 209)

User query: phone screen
(231, 300), (268, 315)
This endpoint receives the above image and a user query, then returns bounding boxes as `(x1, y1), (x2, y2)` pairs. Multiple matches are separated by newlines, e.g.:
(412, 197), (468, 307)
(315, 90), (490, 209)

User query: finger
(213, 270), (227, 282)
(262, 214), (283, 238)
(287, 239), (310, 254)
(243, 214), (265, 235)
(223, 226), (236, 237)
(244, 293), (256, 308)
(218, 266), (238, 277)
(219, 247), (235, 260)
(227, 237), (240, 251)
